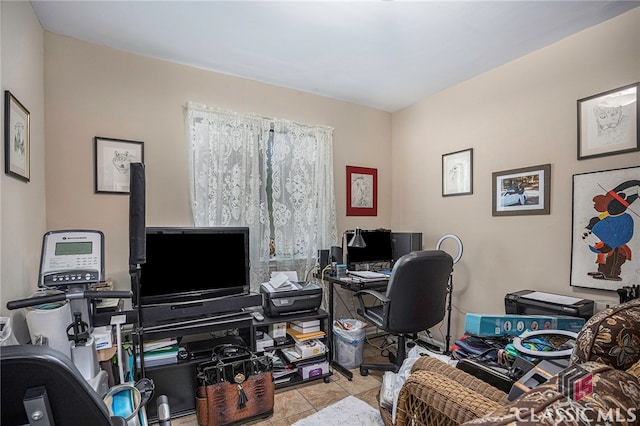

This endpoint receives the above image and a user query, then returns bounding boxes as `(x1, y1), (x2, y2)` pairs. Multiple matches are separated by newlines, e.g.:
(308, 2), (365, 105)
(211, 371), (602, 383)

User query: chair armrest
(355, 289), (390, 328)
(354, 289), (389, 304)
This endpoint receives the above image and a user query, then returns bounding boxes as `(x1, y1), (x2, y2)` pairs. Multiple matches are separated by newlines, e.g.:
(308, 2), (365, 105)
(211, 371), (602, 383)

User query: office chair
(355, 250), (453, 375)
(1, 344), (127, 426)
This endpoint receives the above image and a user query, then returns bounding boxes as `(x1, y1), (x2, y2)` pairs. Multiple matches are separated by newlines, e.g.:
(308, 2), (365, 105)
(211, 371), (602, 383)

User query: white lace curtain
(185, 102), (337, 291)
(270, 119), (338, 279)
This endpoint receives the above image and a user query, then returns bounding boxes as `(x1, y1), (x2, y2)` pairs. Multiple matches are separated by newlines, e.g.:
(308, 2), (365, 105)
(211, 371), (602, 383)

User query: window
(186, 103), (337, 290)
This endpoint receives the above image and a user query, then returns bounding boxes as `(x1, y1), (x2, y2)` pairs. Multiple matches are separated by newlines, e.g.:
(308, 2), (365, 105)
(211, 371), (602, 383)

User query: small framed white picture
(442, 148), (473, 197)
(577, 82), (639, 160)
(94, 136), (144, 194)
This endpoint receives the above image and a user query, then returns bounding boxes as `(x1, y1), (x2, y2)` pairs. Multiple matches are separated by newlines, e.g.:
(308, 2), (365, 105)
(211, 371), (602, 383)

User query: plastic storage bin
(333, 319), (366, 369)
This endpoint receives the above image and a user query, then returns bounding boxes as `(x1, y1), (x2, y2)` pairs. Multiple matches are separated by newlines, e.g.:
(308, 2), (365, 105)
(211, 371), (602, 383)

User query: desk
(316, 273), (388, 380)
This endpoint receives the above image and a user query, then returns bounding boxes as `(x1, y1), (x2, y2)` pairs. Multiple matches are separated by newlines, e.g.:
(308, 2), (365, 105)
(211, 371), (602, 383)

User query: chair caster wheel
(324, 377), (331, 383)
(360, 367), (369, 376)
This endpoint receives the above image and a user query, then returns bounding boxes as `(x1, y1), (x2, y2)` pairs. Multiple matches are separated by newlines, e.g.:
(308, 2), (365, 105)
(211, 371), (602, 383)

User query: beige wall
(391, 8), (640, 341)
(0, 1), (46, 342)
(43, 32), (392, 289)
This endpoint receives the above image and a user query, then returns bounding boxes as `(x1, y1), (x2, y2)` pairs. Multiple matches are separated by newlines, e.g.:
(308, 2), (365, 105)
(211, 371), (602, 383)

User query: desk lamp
(348, 228), (367, 248)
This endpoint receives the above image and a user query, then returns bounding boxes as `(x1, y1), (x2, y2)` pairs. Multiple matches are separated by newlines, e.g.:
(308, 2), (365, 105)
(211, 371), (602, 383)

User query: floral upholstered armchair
(381, 298), (640, 426)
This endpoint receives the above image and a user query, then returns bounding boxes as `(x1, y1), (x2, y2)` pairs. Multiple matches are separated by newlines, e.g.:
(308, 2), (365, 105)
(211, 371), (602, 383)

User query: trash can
(333, 319), (366, 369)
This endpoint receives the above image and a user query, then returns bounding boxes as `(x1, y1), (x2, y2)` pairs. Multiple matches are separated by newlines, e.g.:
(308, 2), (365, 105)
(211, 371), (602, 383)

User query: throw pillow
(570, 299), (640, 370)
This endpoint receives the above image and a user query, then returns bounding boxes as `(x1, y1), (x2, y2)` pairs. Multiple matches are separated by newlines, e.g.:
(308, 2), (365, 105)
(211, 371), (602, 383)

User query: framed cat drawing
(94, 136), (144, 194)
(577, 82), (639, 160)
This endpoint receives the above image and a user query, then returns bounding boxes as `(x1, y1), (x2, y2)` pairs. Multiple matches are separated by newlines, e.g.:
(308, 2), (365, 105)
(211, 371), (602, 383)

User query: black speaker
(318, 249), (330, 270)
(391, 232), (422, 260)
(330, 246), (343, 264)
(129, 162), (146, 268)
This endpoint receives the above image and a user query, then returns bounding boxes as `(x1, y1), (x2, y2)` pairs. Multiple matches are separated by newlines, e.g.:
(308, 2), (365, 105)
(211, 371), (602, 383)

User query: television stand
(138, 292), (262, 325)
(134, 311), (256, 421)
(140, 309), (248, 332)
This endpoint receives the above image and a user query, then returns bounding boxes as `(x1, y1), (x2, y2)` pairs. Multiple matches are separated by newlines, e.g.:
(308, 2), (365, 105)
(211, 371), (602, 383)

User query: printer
(505, 289), (594, 320)
(260, 281), (322, 318)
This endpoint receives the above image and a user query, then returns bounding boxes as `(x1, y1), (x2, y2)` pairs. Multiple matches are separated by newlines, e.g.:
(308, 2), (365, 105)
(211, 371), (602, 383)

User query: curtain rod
(185, 101), (334, 132)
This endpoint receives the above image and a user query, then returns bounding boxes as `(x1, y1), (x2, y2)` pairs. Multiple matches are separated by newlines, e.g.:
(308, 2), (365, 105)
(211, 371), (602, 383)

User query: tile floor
(164, 336), (392, 426)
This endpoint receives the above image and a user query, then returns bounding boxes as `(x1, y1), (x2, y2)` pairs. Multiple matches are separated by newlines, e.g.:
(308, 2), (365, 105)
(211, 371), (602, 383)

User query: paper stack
(286, 326), (325, 342)
(289, 319), (320, 334)
(137, 338), (179, 368)
(270, 351), (298, 384)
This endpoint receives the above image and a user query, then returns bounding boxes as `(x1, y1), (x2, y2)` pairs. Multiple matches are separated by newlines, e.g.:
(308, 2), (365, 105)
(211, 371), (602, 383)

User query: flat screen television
(345, 229), (393, 269)
(137, 227), (250, 307)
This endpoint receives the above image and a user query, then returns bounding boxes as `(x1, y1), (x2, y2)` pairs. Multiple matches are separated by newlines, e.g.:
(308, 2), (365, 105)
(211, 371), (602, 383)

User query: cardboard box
(298, 360), (329, 379)
(464, 314), (584, 336)
(295, 339), (326, 358)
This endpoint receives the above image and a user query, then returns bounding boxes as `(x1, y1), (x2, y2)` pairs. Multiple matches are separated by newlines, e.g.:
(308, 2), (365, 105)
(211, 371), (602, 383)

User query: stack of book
(289, 319), (320, 333)
(286, 319), (325, 342)
(136, 338), (179, 368)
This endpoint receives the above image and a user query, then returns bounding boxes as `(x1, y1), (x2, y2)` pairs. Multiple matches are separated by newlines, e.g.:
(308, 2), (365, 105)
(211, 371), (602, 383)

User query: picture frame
(94, 136), (144, 194)
(346, 165), (377, 216)
(442, 148), (473, 196)
(577, 82), (639, 160)
(570, 166), (640, 291)
(492, 164), (551, 216)
(4, 91), (30, 181)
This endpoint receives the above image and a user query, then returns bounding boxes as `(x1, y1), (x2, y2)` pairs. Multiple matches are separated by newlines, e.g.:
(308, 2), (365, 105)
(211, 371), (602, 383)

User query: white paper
(270, 272), (291, 288)
(271, 270), (299, 282)
(262, 282), (300, 292)
(348, 271), (389, 280)
(523, 291), (582, 305)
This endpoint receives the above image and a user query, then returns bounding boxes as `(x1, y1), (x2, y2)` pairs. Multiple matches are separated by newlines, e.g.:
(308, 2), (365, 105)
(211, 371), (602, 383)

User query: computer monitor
(345, 229), (393, 269)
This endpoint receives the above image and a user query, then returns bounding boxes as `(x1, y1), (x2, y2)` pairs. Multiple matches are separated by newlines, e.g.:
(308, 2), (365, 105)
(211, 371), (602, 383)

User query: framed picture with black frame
(94, 136), (144, 194)
(570, 166), (640, 290)
(577, 82), (639, 160)
(4, 91), (30, 182)
(442, 148), (473, 197)
(492, 164), (551, 216)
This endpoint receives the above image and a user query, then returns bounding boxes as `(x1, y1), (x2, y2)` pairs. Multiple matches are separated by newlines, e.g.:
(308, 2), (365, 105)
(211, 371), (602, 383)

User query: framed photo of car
(492, 164), (551, 216)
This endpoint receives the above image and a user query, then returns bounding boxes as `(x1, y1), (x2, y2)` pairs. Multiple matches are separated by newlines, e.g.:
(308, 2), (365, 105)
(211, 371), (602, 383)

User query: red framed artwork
(346, 165), (377, 216)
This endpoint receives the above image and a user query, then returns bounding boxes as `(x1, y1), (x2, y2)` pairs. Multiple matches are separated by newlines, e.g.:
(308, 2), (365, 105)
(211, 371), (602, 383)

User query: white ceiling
(31, 1), (639, 112)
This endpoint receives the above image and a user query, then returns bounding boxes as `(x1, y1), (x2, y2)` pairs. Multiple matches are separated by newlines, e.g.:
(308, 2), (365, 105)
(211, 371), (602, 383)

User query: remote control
(251, 311), (264, 321)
